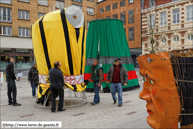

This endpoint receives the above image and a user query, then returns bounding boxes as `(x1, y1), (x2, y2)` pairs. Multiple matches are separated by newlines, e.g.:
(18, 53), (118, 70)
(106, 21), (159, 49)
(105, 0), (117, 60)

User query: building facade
(141, 0), (193, 55)
(97, 0), (142, 67)
(0, 0), (97, 69)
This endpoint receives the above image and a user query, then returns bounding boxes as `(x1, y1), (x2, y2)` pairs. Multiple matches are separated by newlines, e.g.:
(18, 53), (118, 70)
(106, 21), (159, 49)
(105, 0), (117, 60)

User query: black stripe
(72, 85), (77, 91)
(39, 85), (43, 94)
(75, 28), (80, 43)
(39, 17), (51, 70)
(80, 24), (85, 74)
(60, 9), (73, 75)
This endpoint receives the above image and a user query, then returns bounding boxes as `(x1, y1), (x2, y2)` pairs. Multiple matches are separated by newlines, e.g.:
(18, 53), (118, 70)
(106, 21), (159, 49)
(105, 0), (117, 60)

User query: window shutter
(38, 0), (48, 6)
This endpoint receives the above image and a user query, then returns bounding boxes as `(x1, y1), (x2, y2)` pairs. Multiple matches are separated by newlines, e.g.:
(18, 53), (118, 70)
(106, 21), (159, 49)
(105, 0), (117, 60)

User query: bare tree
(142, 1), (179, 53)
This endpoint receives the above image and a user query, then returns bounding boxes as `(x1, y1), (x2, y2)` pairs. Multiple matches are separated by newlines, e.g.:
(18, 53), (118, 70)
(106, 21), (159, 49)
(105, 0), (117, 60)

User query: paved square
(0, 75), (151, 128)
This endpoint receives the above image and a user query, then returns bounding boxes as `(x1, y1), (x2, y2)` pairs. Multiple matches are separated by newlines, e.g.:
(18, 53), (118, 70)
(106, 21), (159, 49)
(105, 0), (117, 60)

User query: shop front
(0, 49), (34, 69)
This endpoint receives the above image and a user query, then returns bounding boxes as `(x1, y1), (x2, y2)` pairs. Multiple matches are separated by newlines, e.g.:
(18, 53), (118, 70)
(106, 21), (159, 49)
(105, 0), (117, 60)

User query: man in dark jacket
(89, 59), (103, 105)
(6, 57), (21, 106)
(49, 61), (65, 112)
(28, 63), (39, 97)
(106, 58), (128, 107)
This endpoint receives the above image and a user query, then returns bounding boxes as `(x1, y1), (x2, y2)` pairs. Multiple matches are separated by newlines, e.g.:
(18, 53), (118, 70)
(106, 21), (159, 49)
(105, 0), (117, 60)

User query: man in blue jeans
(89, 59), (103, 105)
(106, 58), (128, 107)
(28, 63), (39, 97)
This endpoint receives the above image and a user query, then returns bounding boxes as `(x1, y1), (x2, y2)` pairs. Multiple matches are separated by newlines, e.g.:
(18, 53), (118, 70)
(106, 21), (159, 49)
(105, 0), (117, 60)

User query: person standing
(28, 63), (39, 97)
(106, 58), (128, 107)
(6, 57), (21, 106)
(89, 59), (103, 105)
(49, 61), (65, 112)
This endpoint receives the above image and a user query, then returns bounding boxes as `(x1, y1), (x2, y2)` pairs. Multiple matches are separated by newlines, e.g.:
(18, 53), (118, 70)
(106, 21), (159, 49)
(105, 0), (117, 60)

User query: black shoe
(114, 100), (117, 104)
(118, 104), (122, 107)
(8, 103), (12, 105)
(90, 102), (95, 105)
(36, 101), (40, 104)
(51, 110), (55, 112)
(58, 109), (66, 111)
(12, 103), (21, 106)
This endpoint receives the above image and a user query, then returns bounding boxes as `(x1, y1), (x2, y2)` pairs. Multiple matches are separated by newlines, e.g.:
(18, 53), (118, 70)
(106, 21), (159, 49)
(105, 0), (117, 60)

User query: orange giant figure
(137, 51), (181, 128)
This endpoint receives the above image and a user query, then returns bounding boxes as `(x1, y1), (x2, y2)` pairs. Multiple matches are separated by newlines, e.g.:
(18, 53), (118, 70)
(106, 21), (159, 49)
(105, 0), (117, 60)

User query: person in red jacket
(106, 58), (128, 107)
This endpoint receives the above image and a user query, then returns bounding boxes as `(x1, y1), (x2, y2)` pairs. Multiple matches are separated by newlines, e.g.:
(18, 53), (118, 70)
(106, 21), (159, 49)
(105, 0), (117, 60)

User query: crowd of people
(5, 57), (128, 112)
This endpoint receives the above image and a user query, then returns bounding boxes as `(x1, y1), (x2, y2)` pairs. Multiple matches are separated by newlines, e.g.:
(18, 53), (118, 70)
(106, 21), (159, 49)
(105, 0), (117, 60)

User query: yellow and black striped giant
(32, 9), (87, 99)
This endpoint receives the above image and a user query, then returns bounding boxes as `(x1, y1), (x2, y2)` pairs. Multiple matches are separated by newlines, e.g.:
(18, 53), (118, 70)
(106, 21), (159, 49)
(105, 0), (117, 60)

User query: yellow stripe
(32, 18), (49, 75)
(43, 10), (70, 75)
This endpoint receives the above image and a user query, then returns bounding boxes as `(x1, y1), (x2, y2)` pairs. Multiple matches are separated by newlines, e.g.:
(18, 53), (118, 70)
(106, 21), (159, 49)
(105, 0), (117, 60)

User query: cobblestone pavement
(0, 75), (151, 129)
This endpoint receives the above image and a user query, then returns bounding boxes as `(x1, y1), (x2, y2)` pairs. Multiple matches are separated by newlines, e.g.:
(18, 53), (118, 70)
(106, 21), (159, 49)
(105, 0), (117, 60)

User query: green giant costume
(84, 19), (139, 92)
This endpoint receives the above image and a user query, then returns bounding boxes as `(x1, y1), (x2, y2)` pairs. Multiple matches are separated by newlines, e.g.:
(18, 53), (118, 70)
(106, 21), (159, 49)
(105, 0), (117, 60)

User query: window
(99, 7), (103, 14)
(18, 28), (30, 37)
(120, 0), (125, 7)
(129, 27), (134, 41)
(161, 38), (166, 43)
(187, 5), (193, 22)
(56, 0), (64, 9)
(120, 12), (125, 25)
(38, 0), (48, 6)
(0, 7), (11, 22)
(160, 12), (166, 26)
(128, 10), (134, 24)
(38, 13), (46, 18)
(106, 16), (110, 19)
(18, 0), (30, 3)
(174, 36), (179, 42)
(87, 7), (94, 15)
(128, 0), (134, 4)
(173, 8), (179, 24)
(149, 14), (155, 29)
(72, 0), (82, 3)
(106, 5), (110, 12)
(0, 26), (12, 36)
(0, 0), (11, 4)
(87, 21), (90, 28)
(188, 34), (193, 40)
(18, 10), (29, 20)
(113, 3), (117, 9)
(72, 4), (82, 10)
(113, 14), (118, 19)
(149, 0), (155, 8)
(150, 39), (155, 44)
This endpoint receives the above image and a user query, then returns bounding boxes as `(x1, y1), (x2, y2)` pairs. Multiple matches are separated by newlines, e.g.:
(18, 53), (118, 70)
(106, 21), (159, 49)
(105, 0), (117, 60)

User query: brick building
(97, 0), (141, 67)
(141, 0), (193, 55)
(0, 0), (97, 69)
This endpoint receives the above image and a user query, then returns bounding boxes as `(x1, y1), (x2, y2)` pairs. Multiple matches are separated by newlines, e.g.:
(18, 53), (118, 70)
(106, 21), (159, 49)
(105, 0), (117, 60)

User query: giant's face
(137, 52), (181, 129)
